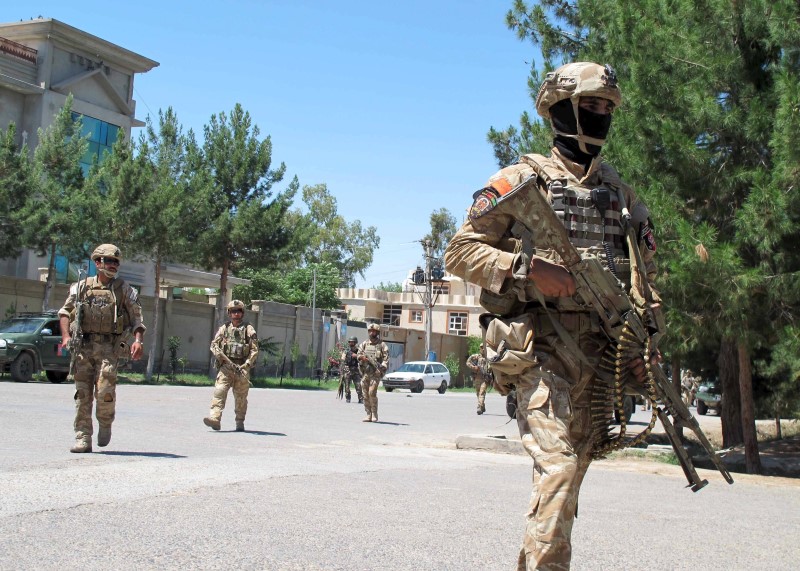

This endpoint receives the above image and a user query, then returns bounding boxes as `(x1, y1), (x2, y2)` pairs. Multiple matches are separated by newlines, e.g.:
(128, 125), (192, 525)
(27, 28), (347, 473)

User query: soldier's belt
(526, 309), (599, 336)
(82, 333), (116, 343)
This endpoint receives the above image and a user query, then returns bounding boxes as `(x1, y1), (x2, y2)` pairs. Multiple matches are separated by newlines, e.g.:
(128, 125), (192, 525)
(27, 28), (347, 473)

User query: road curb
(455, 434), (525, 455)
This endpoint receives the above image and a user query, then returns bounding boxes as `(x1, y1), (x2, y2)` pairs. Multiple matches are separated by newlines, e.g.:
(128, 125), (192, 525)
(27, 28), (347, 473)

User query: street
(1, 380), (798, 570)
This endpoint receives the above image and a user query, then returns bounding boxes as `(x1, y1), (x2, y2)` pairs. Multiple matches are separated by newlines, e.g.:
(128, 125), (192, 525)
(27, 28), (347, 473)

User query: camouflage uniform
(340, 343), (363, 403)
(466, 352), (490, 414)
(444, 63), (658, 570)
(58, 245), (145, 453)
(205, 311), (259, 431)
(358, 326), (388, 422)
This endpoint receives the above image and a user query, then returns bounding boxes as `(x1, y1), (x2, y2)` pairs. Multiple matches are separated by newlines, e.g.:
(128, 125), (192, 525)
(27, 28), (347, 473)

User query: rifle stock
(517, 176), (733, 490)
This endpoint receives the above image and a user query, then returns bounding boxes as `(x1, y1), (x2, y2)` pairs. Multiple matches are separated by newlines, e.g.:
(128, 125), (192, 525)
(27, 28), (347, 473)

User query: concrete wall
(0, 276), (470, 384)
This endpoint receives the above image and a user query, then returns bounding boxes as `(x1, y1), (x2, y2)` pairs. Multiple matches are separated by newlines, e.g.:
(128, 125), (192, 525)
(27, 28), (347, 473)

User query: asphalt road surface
(1, 380), (798, 570)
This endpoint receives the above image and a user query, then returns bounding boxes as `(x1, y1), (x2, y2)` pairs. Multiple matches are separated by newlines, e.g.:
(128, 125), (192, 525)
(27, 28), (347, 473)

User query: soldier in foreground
(338, 336), (363, 403)
(466, 343), (491, 414)
(445, 62), (659, 570)
(59, 244), (145, 453)
(203, 300), (259, 432)
(357, 323), (388, 422)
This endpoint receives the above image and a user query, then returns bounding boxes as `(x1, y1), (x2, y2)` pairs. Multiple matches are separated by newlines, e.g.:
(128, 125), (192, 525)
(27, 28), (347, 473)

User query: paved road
(1, 380), (798, 570)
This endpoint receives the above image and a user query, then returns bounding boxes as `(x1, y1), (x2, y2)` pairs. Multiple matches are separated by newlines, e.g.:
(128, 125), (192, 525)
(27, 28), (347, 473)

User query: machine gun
(518, 175), (733, 491)
(357, 352), (382, 376)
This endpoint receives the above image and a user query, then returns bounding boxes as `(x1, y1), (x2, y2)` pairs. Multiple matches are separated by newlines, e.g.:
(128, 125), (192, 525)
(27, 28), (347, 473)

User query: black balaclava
(549, 99), (613, 168)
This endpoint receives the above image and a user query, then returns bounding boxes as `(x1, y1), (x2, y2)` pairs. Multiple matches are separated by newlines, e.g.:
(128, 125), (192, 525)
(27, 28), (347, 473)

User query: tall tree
(23, 95), (96, 310)
(94, 108), (205, 380)
(0, 123), (33, 259)
(292, 183), (380, 287)
(498, 0), (800, 472)
(233, 262), (341, 310)
(194, 103), (298, 326)
(423, 207), (458, 263)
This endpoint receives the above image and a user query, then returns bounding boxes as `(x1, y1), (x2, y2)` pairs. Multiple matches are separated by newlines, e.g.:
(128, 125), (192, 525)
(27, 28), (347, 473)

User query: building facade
(0, 18), (244, 297)
(337, 273), (485, 339)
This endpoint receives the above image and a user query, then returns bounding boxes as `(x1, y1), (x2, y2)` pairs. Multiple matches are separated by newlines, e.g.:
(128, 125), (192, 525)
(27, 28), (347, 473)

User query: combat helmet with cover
(91, 243), (122, 262)
(226, 299), (246, 312)
(535, 62), (622, 153)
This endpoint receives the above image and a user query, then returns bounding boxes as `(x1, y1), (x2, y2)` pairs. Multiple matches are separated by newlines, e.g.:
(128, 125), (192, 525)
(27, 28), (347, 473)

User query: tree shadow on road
(214, 430), (287, 437)
(371, 421), (409, 426)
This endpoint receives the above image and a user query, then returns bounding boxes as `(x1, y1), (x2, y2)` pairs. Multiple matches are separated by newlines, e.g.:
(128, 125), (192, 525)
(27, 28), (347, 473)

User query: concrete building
(337, 271), (485, 340)
(0, 17), (244, 296)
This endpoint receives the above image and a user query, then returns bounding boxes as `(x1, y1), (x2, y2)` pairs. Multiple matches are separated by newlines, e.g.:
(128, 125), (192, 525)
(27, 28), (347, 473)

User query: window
(72, 113), (120, 176)
(448, 312), (468, 336)
(432, 283), (450, 295)
(382, 304), (401, 326)
(410, 309), (423, 323)
(434, 364), (448, 373)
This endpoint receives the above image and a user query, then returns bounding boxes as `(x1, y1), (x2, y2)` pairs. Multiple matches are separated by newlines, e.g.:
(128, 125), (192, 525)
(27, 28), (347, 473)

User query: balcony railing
(0, 36), (37, 65)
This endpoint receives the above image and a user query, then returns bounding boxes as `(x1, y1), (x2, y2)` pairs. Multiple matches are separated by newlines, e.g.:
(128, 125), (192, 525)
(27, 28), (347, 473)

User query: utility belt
(523, 306), (601, 337)
(227, 356), (247, 365)
(82, 333), (118, 343)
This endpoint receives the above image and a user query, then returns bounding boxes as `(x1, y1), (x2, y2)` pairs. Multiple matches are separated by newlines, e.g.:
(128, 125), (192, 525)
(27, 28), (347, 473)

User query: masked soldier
(357, 323), (388, 422)
(444, 62), (659, 570)
(466, 343), (491, 415)
(339, 336), (363, 403)
(203, 300), (259, 432)
(58, 244), (146, 453)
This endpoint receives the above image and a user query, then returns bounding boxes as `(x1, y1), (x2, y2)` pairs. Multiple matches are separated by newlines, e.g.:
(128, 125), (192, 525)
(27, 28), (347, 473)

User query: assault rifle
(67, 268), (86, 381)
(519, 175), (733, 491)
(358, 352), (383, 376)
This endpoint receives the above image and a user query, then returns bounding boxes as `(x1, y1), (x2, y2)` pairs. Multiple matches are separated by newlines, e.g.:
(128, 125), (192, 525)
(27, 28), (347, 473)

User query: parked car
(0, 312), (70, 383)
(382, 361), (450, 394)
(696, 376), (722, 415)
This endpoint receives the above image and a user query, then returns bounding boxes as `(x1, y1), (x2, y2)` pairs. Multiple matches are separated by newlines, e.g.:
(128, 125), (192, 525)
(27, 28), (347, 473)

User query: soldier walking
(357, 323), (388, 422)
(203, 300), (259, 432)
(58, 244), (145, 453)
(339, 336), (363, 403)
(445, 62), (660, 570)
(466, 344), (491, 414)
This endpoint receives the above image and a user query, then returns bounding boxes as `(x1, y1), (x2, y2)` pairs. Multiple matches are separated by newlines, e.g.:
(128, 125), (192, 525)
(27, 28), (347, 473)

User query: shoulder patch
(468, 177), (525, 220)
(640, 221), (656, 251)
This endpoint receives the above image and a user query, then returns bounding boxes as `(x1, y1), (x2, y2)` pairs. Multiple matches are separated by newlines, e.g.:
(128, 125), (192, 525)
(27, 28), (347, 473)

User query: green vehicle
(0, 312), (70, 383)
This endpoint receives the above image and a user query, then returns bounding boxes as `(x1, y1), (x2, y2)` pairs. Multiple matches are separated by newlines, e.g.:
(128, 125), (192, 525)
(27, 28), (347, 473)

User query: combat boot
(97, 425), (112, 447)
(358, 397), (363, 404)
(345, 395), (351, 403)
(235, 422), (245, 432)
(203, 417), (221, 431)
(70, 438), (92, 453)
(477, 408), (484, 415)
(371, 414), (378, 422)
(362, 414), (372, 422)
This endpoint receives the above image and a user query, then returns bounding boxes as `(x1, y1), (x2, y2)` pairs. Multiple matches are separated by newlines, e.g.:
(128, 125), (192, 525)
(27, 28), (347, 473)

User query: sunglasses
(229, 309), (244, 314)
(101, 258), (120, 266)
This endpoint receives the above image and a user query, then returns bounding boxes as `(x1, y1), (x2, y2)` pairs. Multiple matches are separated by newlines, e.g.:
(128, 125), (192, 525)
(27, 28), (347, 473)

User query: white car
(382, 361), (451, 394)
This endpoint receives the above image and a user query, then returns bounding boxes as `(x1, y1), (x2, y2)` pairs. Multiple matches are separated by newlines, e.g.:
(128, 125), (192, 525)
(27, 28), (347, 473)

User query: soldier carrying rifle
(59, 244), (145, 453)
(445, 62), (730, 571)
(357, 323), (388, 423)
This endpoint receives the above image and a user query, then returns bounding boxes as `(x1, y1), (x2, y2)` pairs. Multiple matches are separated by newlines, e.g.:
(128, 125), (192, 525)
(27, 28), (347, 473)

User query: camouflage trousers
(72, 339), (120, 440)
(513, 328), (604, 571)
(361, 374), (381, 417)
(341, 366), (363, 400)
(208, 365), (250, 423)
(473, 374), (489, 411)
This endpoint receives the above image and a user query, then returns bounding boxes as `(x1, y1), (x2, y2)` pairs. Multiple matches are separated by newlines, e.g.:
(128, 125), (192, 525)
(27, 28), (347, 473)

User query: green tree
(372, 281), (403, 293)
(94, 107), (205, 381)
(23, 94), (96, 310)
(290, 183), (380, 287)
(422, 208), (458, 263)
(194, 103), (298, 326)
(500, 0), (800, 473)
(0, 123), (33, 259)
(234, 261), (341, 310)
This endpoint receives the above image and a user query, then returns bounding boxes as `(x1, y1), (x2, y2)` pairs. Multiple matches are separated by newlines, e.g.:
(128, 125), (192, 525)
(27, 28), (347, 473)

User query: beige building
(0, 18), (242, 297)
(337, 272), (485, 340)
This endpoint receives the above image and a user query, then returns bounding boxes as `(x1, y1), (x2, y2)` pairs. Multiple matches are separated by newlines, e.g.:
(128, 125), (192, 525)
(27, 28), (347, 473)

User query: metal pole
(311, 268), (316, 376)
(424, 240), (433, 360)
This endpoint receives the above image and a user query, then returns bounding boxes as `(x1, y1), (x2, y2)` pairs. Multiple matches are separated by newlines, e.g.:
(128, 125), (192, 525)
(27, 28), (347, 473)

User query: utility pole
(423, 239), (434, 360)
(310, 267), (317, 374)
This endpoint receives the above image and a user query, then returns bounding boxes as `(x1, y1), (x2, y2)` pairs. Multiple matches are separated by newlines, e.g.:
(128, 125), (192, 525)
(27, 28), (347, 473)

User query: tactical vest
(80, 278), (129, 335)
(519, 154), (633, 289)
(360, 341), (386, 373)
(221, 323), (252, 364)
(343, 348), (359, 367)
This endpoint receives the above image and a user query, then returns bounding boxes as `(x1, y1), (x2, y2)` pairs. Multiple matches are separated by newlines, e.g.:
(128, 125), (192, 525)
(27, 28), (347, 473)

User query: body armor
(221, 323), (251, 364)
(80, 278), (128, 335)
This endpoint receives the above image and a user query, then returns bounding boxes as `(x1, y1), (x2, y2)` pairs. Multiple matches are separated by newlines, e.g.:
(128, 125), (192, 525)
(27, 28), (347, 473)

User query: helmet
(91, 243), (121, 262)
(348, 336), (358, 343)
(367, 323), (380, 332)
(226, 299), (245, 312)
(535, 62), (621, 120)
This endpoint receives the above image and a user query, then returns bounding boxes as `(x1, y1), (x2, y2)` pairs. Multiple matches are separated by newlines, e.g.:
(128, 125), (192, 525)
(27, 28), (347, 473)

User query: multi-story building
(0, 17), (244, 296)
(337, 270), (484, 338)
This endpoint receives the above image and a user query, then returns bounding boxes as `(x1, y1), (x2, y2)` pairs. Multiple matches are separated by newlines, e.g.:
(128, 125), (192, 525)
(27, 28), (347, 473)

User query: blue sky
(11, 1), (540, 288)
